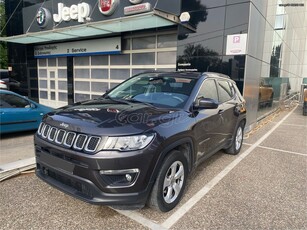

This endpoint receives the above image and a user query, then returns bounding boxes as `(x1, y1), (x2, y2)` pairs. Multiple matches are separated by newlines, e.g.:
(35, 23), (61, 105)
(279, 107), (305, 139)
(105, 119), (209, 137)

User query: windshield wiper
(103, 96), (131, 105)
(126, 98), (155, 107)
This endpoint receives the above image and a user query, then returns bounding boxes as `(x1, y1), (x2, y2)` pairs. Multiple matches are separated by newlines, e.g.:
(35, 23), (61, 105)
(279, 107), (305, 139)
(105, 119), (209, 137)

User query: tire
(268, 93), (274, 107)
(147, 150), (188, 212)
(225, 121), (245, 155)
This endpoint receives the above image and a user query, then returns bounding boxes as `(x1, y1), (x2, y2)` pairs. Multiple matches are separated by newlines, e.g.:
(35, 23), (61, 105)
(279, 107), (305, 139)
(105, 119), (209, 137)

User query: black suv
(35, 72), (246, 212)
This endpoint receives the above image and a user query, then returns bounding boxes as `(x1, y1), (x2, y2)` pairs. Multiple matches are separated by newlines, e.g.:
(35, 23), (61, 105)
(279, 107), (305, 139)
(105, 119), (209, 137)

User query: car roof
(135, 71), (231, 80)
(0, 89), (22, 96)
(135, 71), (202, 79)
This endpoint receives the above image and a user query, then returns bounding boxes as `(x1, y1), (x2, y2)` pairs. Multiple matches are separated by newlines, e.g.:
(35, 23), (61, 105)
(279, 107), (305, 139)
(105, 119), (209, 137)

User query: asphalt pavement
(0, 105), (306, 230)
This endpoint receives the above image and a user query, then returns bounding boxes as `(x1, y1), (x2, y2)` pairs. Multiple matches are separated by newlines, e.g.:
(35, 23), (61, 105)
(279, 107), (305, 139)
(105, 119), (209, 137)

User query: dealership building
(2, 0), (307, 130)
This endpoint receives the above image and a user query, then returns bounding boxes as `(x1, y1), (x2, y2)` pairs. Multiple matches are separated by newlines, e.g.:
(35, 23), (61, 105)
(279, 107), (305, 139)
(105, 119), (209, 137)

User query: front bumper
(35, 135), (158, 206)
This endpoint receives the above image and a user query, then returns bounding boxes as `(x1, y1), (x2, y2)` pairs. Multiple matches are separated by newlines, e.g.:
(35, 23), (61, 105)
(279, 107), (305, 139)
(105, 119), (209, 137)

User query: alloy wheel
(235, 126), (243, 150)
(162, 161), (185, 204)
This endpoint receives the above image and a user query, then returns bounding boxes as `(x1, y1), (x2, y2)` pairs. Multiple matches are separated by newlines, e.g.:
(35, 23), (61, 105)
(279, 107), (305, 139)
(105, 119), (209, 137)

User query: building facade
(2, 0), (307, 130)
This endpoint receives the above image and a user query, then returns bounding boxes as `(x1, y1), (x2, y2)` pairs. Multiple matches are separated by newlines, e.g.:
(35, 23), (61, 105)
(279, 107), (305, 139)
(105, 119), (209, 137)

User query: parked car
(35, 72), (246, 212)
(259, 81), (274, 107)
(0, 80), (8, 89)
(2, 78), (21, 90)
(0, 90), (53, 134)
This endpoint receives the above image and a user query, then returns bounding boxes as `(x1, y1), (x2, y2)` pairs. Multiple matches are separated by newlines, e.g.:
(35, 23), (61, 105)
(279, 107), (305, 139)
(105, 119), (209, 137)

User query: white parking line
(112, 209), (166, 230)
(279, 123), (307, 128)
(161, 105), (298, 229)
(258, 145), (307, 157)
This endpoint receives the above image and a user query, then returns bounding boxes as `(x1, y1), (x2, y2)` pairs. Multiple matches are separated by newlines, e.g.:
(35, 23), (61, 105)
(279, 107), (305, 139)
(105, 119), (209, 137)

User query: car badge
(60, 122), (69, 128)
(98, 0), (119, 16)
(107, 108), (120, 113)
(36, 7), (51, 28)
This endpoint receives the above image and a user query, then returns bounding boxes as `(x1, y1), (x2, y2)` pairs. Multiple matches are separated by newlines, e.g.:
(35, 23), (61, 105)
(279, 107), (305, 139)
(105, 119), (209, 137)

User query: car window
(0, 94), (30, 108)
(107, 74), (197, 108)
(217, 80), (233, 103)
(197, 79), (218, 101)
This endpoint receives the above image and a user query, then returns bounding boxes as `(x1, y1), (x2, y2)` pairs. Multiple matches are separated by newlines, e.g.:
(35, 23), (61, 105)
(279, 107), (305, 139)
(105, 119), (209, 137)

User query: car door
(0, 93), (42, 133)
(193, 79), (225, 161)
(216, 80), (237, 143)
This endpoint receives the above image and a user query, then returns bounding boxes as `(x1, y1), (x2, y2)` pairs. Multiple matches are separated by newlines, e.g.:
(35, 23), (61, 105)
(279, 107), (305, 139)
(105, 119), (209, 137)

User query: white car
(0, 80), (8, 89)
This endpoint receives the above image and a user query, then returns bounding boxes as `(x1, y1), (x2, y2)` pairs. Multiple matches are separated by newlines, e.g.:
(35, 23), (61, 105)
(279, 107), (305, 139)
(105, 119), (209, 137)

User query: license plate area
(39, 150), (74, 174)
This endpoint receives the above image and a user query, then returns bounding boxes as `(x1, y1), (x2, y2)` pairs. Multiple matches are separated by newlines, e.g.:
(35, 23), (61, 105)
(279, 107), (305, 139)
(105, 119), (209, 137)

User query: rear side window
(217, 80), (233, 103)
(0, 94), (30, 108)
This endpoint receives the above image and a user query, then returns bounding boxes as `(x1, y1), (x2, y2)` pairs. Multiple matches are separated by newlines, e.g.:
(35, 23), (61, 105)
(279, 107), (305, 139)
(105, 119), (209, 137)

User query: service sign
(226, 34), (248, 55)
(34, 37), (121, 58)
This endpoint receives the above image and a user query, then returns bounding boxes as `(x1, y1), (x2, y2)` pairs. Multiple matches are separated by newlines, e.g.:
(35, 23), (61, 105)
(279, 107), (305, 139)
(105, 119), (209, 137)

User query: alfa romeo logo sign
(98, 0), (119, 16)
(36, 7), (51, 28)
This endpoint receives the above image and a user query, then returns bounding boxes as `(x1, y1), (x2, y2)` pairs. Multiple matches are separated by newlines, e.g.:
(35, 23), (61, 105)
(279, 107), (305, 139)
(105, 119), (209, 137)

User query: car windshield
(106, 73), (197, 108)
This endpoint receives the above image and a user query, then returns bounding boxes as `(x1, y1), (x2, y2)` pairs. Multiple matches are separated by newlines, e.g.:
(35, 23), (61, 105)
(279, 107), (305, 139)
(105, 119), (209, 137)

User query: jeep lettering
(53, 2), (90, 23)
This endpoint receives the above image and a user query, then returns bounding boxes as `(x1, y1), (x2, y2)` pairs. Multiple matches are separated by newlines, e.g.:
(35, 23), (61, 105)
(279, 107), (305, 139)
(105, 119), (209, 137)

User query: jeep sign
(53, 2), (90, 23)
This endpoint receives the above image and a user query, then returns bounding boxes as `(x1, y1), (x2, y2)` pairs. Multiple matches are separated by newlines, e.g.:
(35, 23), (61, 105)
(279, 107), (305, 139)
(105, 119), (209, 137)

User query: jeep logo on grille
(60, 122), (69, 129)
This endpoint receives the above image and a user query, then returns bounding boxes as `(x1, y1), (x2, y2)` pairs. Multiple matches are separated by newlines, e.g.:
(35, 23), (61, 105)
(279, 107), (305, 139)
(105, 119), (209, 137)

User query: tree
(0, 0), (8, 69)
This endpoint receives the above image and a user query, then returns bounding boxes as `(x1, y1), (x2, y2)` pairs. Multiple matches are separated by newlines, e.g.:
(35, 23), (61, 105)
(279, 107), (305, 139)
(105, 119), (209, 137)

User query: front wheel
(147, 150), (188, 212)
(225, 122), (244, 155)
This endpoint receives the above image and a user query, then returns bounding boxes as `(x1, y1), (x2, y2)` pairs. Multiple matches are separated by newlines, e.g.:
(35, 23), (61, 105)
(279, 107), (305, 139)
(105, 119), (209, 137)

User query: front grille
(64, 132), (76, 147)
(48, 127), (57, 141)
(85, 137), (100, 152)
(37, 122), (101, 153)
(74, 134), (88, 150)
(56, 130), (66, 144)
(42, 125), (50, 138)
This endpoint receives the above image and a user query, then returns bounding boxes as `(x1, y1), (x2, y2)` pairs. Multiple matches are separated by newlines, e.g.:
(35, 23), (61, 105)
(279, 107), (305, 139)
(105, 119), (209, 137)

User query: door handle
(218, 109), (224, 115)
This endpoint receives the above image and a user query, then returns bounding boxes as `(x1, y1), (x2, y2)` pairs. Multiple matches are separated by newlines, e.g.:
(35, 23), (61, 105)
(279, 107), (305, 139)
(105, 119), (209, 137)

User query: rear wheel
(268, 93), (274, 107)
(225, 122), (244, 155)
(148, 150), (188, 212)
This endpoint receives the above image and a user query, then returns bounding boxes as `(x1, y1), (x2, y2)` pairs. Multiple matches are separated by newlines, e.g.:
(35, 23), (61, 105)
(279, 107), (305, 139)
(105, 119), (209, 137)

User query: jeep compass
(35, 72), (246, 212)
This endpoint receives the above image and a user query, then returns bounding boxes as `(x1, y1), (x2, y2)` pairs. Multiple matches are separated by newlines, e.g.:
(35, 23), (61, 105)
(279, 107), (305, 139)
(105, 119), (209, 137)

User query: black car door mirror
(194, 98), (219, 110)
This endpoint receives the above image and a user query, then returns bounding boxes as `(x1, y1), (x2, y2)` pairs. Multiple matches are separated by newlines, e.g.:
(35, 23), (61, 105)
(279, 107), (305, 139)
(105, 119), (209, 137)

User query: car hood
(43, 99), (183, 136)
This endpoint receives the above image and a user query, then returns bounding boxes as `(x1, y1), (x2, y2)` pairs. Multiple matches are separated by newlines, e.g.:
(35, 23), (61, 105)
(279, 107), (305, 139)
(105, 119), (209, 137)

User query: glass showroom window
(73, 31), (177, 102)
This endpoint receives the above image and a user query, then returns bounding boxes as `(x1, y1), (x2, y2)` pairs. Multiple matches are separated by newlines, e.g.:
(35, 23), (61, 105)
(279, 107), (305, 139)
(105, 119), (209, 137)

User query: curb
(0, 157), (36, 182)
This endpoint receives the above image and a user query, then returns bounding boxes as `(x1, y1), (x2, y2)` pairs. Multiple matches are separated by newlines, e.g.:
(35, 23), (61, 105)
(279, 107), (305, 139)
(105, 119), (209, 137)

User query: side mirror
(30, 103), (37, 109)
(194, 98), (219, 110)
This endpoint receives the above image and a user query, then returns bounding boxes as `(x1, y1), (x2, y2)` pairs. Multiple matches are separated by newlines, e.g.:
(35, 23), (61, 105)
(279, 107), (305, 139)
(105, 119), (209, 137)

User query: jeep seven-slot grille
(37, 123), (101, 153)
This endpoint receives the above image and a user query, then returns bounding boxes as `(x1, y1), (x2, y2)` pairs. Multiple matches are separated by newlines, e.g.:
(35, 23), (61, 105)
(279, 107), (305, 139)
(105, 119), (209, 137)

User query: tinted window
(0, 94), (30, 108)
(217, 80), (233, 103)
(197, 79), (218, 101)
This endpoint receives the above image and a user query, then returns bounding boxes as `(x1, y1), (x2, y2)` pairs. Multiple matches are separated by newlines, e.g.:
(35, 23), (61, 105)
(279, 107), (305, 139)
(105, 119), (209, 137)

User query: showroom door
(38, 57), (68, 108)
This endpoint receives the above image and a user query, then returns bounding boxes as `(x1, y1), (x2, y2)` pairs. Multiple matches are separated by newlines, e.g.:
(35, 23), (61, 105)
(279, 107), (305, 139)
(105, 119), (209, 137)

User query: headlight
(103, 134), (155, 151)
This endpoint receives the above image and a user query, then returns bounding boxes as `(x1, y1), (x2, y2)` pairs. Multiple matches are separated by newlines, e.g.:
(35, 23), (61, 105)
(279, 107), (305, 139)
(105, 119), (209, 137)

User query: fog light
(125, 174), (132, 182)
(99, 168), (140, 188)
